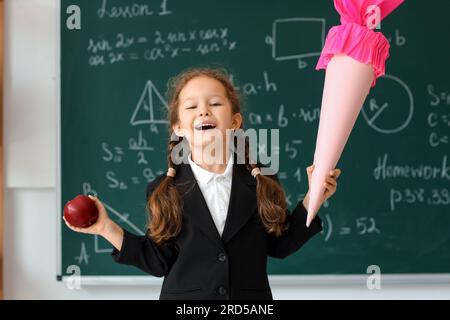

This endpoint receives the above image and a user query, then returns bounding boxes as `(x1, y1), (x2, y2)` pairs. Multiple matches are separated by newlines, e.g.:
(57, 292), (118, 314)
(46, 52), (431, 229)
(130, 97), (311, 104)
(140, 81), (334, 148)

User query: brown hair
(147, 67), (287, 245)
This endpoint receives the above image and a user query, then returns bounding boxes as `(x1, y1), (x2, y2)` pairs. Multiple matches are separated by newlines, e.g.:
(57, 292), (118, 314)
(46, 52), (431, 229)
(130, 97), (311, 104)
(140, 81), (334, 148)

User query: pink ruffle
(316, 0), (404, 87)
(335, 0), (405, 26)
(316, 23), (390, 87)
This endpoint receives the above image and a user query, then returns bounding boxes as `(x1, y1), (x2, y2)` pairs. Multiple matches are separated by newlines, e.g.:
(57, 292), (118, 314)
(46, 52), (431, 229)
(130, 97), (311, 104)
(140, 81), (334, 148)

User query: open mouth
(194, 123), (217, 131)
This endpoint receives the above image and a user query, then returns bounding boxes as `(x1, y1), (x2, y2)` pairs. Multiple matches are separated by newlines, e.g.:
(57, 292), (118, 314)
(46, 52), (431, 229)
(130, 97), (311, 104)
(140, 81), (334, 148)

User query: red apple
(64, 195), (99, 228)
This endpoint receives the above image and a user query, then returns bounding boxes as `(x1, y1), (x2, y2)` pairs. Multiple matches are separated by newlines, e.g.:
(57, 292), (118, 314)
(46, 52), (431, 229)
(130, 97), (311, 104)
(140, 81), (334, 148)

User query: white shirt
(188, 154), (233, 237)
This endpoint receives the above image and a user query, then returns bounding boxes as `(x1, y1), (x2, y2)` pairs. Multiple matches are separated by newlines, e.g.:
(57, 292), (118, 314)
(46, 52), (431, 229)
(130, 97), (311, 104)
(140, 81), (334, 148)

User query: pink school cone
(306, 0), (405, 227)
(306, 55), (373, 226)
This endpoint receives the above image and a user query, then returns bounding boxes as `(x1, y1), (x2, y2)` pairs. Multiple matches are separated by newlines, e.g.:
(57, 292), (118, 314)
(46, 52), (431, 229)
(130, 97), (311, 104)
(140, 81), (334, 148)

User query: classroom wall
(3, 0), (449, 300)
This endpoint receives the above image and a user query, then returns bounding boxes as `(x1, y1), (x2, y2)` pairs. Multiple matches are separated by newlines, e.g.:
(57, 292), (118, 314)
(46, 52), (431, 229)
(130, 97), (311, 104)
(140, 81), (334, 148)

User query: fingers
(306, 165), (314, 183)
(318, 168), (340, 201)
(62, 216), (86, 233)
(325, 176), (337, 187)
(323, 180), (336, 190)
(323, 182), (336, 201)
(324, 173), (337, 191)
(88, 194), (100, 206)
(329, 168), (341, 178)
(306, 166), (341, 189)
(88, 194), (105, 213)
(306, 165), (340, 178)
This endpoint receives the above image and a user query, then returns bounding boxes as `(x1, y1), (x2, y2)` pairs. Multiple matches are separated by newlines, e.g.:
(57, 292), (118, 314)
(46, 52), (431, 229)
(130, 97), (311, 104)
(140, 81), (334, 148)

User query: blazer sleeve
(268, 199), (323, 259)
(110, 174), (178, 277)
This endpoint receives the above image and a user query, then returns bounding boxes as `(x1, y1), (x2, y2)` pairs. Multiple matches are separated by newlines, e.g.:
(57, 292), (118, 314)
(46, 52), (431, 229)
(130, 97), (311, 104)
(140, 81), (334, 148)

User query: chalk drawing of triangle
(130, 80), (169, 126)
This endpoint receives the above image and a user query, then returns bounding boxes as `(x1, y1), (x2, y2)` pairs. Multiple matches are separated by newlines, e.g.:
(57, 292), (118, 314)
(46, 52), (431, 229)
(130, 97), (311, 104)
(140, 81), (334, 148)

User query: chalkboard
(59, 0), (450, 281)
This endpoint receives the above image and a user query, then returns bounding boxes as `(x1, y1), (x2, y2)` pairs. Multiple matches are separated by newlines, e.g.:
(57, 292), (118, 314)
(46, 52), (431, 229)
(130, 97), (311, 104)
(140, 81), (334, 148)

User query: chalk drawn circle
(361, 74), (414, 134)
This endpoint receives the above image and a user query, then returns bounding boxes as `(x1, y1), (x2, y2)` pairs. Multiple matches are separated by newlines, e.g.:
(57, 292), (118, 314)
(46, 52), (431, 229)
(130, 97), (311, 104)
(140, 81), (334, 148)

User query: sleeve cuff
(294, 200), (323, 233)
(111, 228), (142, 264)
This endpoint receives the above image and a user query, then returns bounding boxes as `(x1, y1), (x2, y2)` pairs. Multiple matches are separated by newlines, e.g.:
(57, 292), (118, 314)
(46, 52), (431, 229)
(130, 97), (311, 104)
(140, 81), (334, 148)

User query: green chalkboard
(59, 0), (450, 280)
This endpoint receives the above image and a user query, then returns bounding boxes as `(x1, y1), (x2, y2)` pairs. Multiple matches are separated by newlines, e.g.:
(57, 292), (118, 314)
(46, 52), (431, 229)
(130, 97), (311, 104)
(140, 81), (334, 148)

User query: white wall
(3, 0), (450, 300)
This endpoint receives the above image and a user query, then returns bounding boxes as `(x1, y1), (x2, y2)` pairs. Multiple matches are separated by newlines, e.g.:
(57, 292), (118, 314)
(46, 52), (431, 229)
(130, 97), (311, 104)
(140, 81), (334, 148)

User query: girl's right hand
(63, 195), (111, 236)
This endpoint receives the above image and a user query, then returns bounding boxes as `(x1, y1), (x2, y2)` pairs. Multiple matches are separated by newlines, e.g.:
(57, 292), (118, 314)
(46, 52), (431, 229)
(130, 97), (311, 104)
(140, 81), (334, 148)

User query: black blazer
(111, 162), (323, 300)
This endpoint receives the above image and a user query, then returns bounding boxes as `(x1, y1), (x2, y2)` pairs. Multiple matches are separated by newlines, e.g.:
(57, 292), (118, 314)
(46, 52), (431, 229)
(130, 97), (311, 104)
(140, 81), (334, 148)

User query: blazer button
(218, 253), (227, 262)
(217, 286), (227, 295)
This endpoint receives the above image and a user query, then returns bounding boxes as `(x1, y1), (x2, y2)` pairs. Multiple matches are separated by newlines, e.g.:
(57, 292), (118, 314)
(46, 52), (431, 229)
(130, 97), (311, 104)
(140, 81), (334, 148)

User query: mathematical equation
(427, 84), (450, 148)
(322, 214), (380, 242)
(87, 28), (237, 66)
(101, 130), (164, 190)
(247, 103), (320, 129)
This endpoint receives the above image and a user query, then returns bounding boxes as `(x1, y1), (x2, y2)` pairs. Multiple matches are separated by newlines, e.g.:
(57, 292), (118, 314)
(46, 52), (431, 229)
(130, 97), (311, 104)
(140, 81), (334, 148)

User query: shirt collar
(188, 153), (234, 187)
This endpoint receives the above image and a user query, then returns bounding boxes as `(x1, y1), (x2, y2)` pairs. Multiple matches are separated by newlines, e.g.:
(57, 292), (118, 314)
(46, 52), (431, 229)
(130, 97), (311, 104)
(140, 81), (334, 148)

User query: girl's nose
(197, 104), (210, 117)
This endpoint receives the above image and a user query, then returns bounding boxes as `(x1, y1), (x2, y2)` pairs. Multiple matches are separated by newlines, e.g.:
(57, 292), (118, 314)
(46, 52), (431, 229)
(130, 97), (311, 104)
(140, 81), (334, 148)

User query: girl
(64, 68), (341, 300)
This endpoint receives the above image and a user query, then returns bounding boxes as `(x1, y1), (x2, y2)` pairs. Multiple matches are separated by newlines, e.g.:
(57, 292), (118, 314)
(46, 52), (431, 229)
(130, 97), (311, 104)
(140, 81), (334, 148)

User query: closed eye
(186, 106), (197, 109)
(210, 103), (222, 106)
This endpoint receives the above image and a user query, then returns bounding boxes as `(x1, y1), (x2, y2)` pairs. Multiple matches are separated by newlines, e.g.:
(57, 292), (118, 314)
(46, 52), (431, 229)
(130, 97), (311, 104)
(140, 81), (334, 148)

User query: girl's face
(173, 76), (242, 155)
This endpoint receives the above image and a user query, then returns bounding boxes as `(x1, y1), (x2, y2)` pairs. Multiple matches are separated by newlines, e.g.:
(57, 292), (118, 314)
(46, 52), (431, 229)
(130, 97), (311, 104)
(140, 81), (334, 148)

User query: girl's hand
(303, 165), (341, 208)
(63, 195), (112, 237)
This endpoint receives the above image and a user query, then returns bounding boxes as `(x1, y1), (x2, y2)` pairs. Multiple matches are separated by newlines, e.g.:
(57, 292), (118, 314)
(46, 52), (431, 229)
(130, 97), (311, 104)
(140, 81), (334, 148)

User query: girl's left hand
(303, 165), (341, 208)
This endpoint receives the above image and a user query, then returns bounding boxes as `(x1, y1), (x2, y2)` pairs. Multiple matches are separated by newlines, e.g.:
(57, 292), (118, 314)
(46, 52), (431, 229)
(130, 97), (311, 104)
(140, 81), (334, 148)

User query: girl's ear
(231, 113), (243, 130)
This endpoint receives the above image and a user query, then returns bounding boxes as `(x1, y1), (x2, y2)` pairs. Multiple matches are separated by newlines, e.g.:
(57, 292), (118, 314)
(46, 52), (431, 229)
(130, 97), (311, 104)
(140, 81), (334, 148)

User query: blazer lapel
(174, 162), (258, 247)
(175, 163), (224, 250)
(221, 164), (257, 244)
